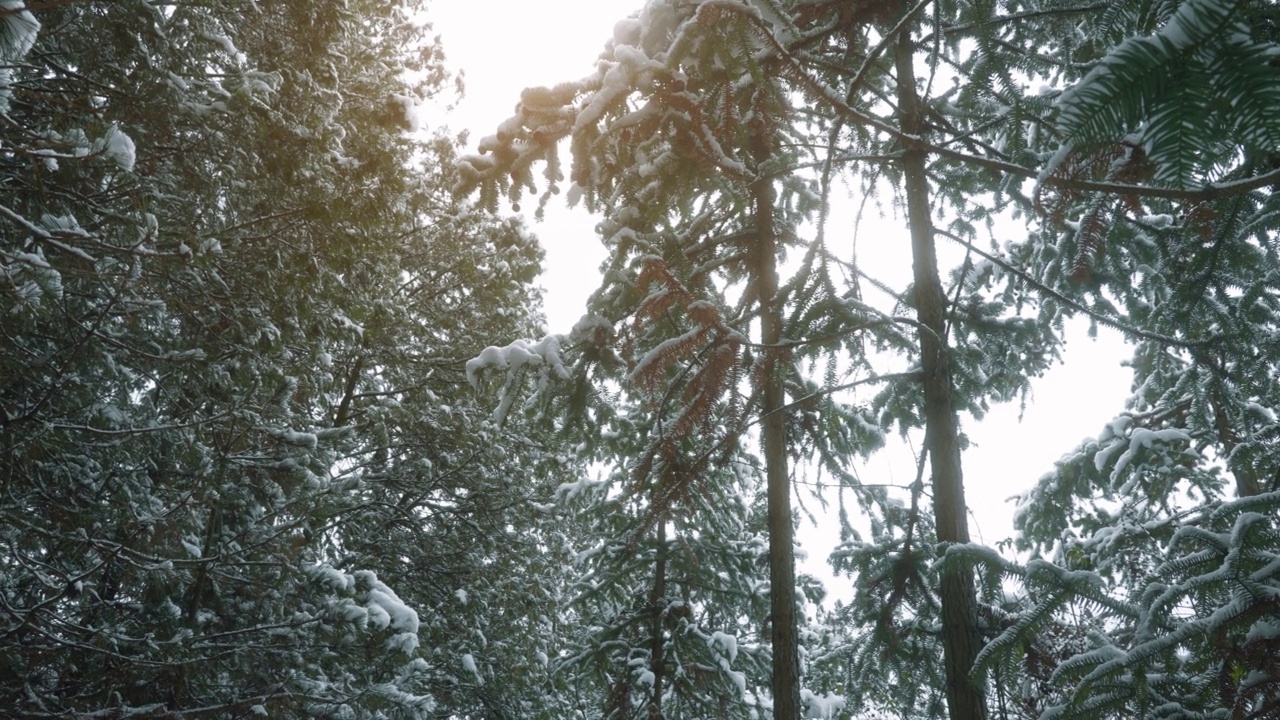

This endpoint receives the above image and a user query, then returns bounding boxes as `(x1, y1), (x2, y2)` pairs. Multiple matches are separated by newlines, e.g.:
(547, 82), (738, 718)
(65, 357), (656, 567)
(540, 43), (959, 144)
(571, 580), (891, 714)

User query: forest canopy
(1, 1), (1278, 719)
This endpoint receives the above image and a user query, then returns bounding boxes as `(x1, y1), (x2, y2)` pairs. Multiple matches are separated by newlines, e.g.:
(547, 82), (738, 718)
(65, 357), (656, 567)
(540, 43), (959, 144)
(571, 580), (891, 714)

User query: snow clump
(0, 2), (40, 113)
(465, 335), (571, 424)
(99, 125), (136, 171)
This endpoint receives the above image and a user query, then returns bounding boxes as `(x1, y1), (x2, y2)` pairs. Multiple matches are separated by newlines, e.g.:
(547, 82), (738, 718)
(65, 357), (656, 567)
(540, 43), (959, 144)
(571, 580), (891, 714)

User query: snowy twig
(933, 228), (1220, 349)
(765, 370), (923, 419)
(0, 202), (98, 264)
(47, 410), (234, 436)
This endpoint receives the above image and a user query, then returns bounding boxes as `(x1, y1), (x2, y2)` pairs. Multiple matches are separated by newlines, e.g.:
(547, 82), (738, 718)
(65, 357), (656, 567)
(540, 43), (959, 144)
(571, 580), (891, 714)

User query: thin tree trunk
(647, 522), (667, 720)
(893, 33), (989, 720)
(751, 126), (802, 720)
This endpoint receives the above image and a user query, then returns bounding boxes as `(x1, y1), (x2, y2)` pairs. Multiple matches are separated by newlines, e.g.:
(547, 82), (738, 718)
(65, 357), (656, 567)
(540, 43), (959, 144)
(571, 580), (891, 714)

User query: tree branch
(932, 228), (1220, 348)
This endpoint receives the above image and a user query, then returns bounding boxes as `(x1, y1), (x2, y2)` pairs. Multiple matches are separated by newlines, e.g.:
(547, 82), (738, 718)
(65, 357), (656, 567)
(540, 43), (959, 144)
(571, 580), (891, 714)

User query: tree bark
(752, 128), (802, 720)
(893, 33), (989, 720)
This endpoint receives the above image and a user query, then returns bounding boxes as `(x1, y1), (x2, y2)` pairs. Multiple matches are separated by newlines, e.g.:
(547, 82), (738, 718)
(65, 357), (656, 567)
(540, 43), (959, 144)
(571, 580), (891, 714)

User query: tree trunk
(893, 33), (989, 720)
(752, 127), (802, 720)
(647, 522), (667, 720)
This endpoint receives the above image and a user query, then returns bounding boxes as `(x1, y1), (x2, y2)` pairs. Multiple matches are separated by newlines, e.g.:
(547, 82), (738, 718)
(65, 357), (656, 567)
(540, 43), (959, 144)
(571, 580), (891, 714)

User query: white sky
(427, 1), (632, 330)
(426, 2), (1135, 594)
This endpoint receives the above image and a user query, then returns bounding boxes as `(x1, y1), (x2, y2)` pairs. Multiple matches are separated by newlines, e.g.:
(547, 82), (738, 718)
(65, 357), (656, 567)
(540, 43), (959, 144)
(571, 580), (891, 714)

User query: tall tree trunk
(893, 34), (989, 720)
(752, 126), (802, 720)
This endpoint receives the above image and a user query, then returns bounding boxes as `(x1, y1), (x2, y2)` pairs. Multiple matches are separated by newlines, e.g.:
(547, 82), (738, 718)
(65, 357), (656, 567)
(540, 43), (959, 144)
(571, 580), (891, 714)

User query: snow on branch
(308, 565), (422, 656)
(466, 335), (571, 424)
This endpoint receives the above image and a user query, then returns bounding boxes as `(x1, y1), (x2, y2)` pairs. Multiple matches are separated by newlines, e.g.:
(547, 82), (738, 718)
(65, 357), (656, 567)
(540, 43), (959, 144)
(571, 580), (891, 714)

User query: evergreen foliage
(959, 2), (1280, 719)
(0, 1), (558, 717)
(463, 0), (1280, 719)
(5, 0), (1280, 718)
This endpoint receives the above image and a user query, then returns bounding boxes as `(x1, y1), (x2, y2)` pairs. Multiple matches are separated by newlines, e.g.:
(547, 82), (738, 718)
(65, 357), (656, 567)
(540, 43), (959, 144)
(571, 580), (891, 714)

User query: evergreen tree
(0, 1), (557, 716)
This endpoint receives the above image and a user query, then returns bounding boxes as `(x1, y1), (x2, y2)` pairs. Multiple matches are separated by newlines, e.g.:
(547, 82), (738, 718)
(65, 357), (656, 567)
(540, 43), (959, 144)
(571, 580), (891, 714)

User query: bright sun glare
(428, 2), (643, 333)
